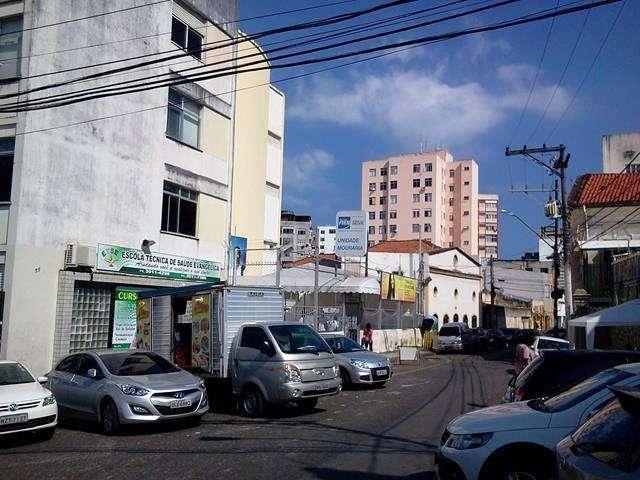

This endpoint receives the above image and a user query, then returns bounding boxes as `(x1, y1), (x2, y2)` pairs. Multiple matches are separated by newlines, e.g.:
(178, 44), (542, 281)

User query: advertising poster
(191, 294), (210, 369)
(335, 210), (368, 257)
(134, 298), (152, 350)
(112, 289), (138, 349)
(97, 244), (220, 282)
(380, 272), (417, 302)
(228, 236), (248, 277)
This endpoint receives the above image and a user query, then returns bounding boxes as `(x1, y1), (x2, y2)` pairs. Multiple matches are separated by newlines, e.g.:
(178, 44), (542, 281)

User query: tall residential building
(280, 211), (314, 261)
(361, 150), (498, 259)
(602, 132), (640, 173)
(478, 194), (499, 259)
(317, 225), (337, 254)
(0, 0), (283, 374)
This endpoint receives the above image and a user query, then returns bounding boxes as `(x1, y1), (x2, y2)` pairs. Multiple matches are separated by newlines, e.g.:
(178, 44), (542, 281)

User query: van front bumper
(275, 377), (342, 403)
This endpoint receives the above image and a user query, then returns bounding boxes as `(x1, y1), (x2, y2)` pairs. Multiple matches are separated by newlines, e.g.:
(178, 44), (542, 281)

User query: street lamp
(500, 209), (553, 249)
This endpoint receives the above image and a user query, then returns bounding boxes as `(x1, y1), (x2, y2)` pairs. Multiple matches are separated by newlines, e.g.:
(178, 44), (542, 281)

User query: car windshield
(0, 363), (35, 386)
(269, 325), (331, 354)
(439, 326), (460, 337)
(100, 352), (181, 376)
(537, 368), (633, 413)
(325, 336), (364, 354)
(538, 338), (571, 350)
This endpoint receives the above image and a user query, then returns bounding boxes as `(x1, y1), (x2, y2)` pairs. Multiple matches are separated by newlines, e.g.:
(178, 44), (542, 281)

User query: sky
(237, 0), (640, 259)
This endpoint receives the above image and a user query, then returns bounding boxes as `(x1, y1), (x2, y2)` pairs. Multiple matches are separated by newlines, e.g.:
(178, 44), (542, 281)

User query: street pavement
(0, 352), (512, 479)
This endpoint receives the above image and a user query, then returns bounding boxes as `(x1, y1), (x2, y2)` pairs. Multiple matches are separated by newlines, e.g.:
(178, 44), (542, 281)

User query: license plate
(169, 399), (192, 409)
(0, 413), (28, 425)
(315, 383), (329, 391)
(375, 369), (388, 377)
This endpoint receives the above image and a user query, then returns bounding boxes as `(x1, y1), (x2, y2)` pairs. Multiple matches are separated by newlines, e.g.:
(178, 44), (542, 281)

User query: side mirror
(260, 340), (276, 357)
(37, 376), (48, 385)
(87, 368), (98, 379)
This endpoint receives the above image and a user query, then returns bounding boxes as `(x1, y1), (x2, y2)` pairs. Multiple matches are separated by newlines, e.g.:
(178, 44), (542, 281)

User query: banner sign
(112, 289), (138, 349)
(381, 272), (417, 302)
(191, 294), (211, 370)
(134, 298), (152, 350)
(335, 210), (368, 257)
(97, 244), (220, 282)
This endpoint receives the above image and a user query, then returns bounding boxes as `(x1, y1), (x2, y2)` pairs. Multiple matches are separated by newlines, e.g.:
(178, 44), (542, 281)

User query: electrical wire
(0, 0), (620, 113)
(581, 206), (640, 245)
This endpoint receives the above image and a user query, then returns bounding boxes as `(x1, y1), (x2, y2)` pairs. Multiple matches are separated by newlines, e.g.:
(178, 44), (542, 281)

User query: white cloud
(285, 149), (336, 190)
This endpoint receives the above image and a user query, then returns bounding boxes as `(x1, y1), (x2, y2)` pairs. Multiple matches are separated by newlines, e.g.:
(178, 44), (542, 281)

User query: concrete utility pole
(490, 257), (496, 329)
(553, 179), (561, 327)
(314, 231), (320, 328)
(505, 144), (573, 319)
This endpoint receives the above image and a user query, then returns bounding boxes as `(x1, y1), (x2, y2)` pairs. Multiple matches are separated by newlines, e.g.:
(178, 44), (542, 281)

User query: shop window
(161, 181), (198, 237)
(0, 16), (22, 80)
(171, 16), (203, 60)
(167, 88), (201, 148)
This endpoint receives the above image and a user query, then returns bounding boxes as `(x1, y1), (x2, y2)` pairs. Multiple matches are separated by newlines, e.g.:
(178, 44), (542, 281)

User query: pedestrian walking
(514, 335), (535, 375)
(362, 323), (373, 351)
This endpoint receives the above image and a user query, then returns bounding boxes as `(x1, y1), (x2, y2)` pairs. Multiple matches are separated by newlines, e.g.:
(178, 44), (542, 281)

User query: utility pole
(505, 144), (573, 319)
(490, 257), (496, 329)
(275, 247), (281, 288)
(552, 179), (560, 327)
(313, 230), (320, 328)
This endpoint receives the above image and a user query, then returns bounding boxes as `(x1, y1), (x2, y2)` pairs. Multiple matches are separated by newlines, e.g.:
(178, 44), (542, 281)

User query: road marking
(393, 359), (445, 377)
(401, 381), (431, 388)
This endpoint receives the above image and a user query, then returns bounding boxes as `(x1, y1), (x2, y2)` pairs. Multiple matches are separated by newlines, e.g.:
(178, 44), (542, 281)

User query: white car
(532, 335), (572, 357)
(435, 363), (640, 480)
(0, 360), (57, 439)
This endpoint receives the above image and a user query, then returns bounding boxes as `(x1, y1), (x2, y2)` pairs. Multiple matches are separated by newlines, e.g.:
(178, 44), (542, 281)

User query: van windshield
(269, 325), (331, 354)
(439, 326), (460, 337)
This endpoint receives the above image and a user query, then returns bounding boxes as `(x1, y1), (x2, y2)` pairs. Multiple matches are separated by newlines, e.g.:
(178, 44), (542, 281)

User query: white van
(434, 322), (471, 353)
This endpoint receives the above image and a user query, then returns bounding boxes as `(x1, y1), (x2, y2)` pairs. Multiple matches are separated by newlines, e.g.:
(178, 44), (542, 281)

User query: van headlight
(446, 433), (493, 450)
(118, 384), (149, 396)
(42, 395), (56, 406)
(283, 363), (302, 383)
(350, 359), (369, 369)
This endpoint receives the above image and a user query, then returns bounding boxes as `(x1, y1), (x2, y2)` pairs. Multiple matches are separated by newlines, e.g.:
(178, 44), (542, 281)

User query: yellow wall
(198, 194), (228, 248)
(201, 108), (230, 161)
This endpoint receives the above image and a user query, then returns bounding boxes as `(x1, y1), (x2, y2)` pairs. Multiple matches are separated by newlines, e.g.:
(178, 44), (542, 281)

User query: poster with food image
(134, 298), (152, 350)
(191, 294), (210, 369)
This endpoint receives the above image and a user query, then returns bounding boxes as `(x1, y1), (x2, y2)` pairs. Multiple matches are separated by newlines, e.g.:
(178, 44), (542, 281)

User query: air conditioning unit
(369, 184), (376, 192)
(64, 244), (97, 269)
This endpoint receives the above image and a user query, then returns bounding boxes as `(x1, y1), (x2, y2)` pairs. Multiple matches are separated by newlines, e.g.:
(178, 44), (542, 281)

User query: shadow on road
(307, 467), (436, 479)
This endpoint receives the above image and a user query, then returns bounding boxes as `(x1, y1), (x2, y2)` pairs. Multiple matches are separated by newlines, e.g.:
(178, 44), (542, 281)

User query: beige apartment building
(361, 150), (498, 260)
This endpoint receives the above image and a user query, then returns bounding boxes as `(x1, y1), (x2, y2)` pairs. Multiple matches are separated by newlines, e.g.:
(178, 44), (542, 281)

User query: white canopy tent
(569, 298), (640, 349)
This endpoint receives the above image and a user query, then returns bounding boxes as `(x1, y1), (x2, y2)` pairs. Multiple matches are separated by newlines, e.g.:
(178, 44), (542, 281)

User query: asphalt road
(0, 353), (513, 480)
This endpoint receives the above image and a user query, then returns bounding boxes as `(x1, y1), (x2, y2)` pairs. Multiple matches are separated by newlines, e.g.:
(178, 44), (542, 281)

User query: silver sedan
(323, 336), (392, 386)
(46, 350), (208, 434)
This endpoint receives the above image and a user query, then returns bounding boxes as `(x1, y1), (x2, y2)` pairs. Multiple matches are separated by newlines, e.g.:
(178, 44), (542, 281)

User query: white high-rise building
(317, 226), (336, 254)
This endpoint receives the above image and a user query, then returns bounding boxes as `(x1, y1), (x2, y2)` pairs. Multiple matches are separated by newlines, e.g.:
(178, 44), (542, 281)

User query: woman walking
(362, 323), (374, 351)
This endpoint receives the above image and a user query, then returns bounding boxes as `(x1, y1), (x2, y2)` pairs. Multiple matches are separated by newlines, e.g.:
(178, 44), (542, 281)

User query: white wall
(426, 270), (481, 325)
(602, 132), (640, 173)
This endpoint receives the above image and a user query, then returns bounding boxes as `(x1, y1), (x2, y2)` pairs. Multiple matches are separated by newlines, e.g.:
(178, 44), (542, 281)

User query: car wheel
(296, 398), (318, 412)
(340, 368), (351, 387)
(38, 427), (55, 441)
(489, 457), (553, 480)
(239, 386), (264, 417)
(101, 399), (121, 435)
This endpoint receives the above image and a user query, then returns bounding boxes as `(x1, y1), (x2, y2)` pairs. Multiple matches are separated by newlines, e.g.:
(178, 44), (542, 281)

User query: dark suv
(503, 349), (640, 403)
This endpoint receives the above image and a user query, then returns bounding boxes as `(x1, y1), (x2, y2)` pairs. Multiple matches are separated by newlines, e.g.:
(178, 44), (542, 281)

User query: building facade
(317, 225), (336, 254)
(280, 211), (314, 261)
(0, 0), (283, 374)
(361, 150), (498, 260)
(602, 132), (640, 173)
(478, 194), (499, 258)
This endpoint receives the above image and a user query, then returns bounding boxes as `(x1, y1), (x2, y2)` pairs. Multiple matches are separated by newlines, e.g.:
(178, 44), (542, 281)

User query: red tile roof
(568, 173), (640, 208)
(289, 254), (341, 266)
(368, 239), (440, 253)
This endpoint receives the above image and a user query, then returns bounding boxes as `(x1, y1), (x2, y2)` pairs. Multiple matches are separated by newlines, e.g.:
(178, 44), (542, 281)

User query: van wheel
(297, 398), (318, 412)
(101, 399), (121, 435)
(239, 386), (264, 417)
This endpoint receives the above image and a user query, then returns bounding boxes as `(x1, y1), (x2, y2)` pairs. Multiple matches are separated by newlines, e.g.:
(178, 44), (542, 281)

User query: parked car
(46, 350), (209, 434)
(0, 361), (57, 439)
(434, 323), (472, 353)
(532, 335), (573, 357)
(469, 328), (490, 353)
(230, 322), (342, 417)
(486, 329), (507, 350)
(503, 349), (640, 403)
(436, 363), (640, 480)
(543, 327), (567, 339)
(556, 386), (640, 479)
(323, 335), (392, 387)
(501, 328), (521, 349)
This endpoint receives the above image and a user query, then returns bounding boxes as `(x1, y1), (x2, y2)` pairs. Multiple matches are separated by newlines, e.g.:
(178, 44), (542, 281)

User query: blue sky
(238, 0), (640, 259)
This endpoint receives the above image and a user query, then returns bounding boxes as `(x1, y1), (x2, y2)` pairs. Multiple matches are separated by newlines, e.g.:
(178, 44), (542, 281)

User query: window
(413, 164), (420, 173)
(369, 182), (376, 191)
(463, 211), (469, 216)
(425, 209), (432, 217)
(379, 211), (386, 220)
(412, 210), (420, 218)
(449, 198), (455, 206)
(464, 166), (470, 171)
(449, 213), (454, 221)
(167, 89), (200, 148)
(389, 210), (397, 219)
(463, 196), (469, 201)
(369, 168), (376, 177)
(463, 240), (469, 246)
(0, 16), (22, 80)
(380, 167), (388, 176)
(282, 227), (294, 234)
(412, 224), (420, 233)
(412, 194), (420, 203)
(449, 185), (455, 192)
(425, 178), (432, 187)
(449, 169), (455, 178)
(424, 224), (431, 233)
(329, 229), (335, 234)
(540, 267), (549, 274)
(320, 237), (325, 243)
(390, 180), (398, 189)
(378, 225), (386, 235)
(380, 182), (387, 190)
(390, 195), (397, 204)
(241, 327), (270, 351)
(389, 224), (397, 234)
(412, 179), (420, 188)
(627, 164), (640, 173)
(320, 229), (325, 234)
(425, 163), (432, 172)
(56, 355), (80, 373)
(368, 211), (375, 220)
(368, 240), (375, 247)
(0, 138), (15, 203)
(369, 197), (376, 206)
(390, 165), (398, 175)
(368, 226), (375, 234)
(424, 193), (432, 202)
(464, 181), (470, 186)
(379, 196), (386, 205)
(171, 16), (203, 60)
(298, 229), (306, 235)
(77, 355), (102, 378)
(161, 181), (197, 236)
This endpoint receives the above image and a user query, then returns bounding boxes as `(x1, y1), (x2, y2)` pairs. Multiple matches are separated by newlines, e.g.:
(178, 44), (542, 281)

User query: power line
(581, 206), (640, 245)
(2, 0), (617, 113)
(228, 0), (359, 24)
